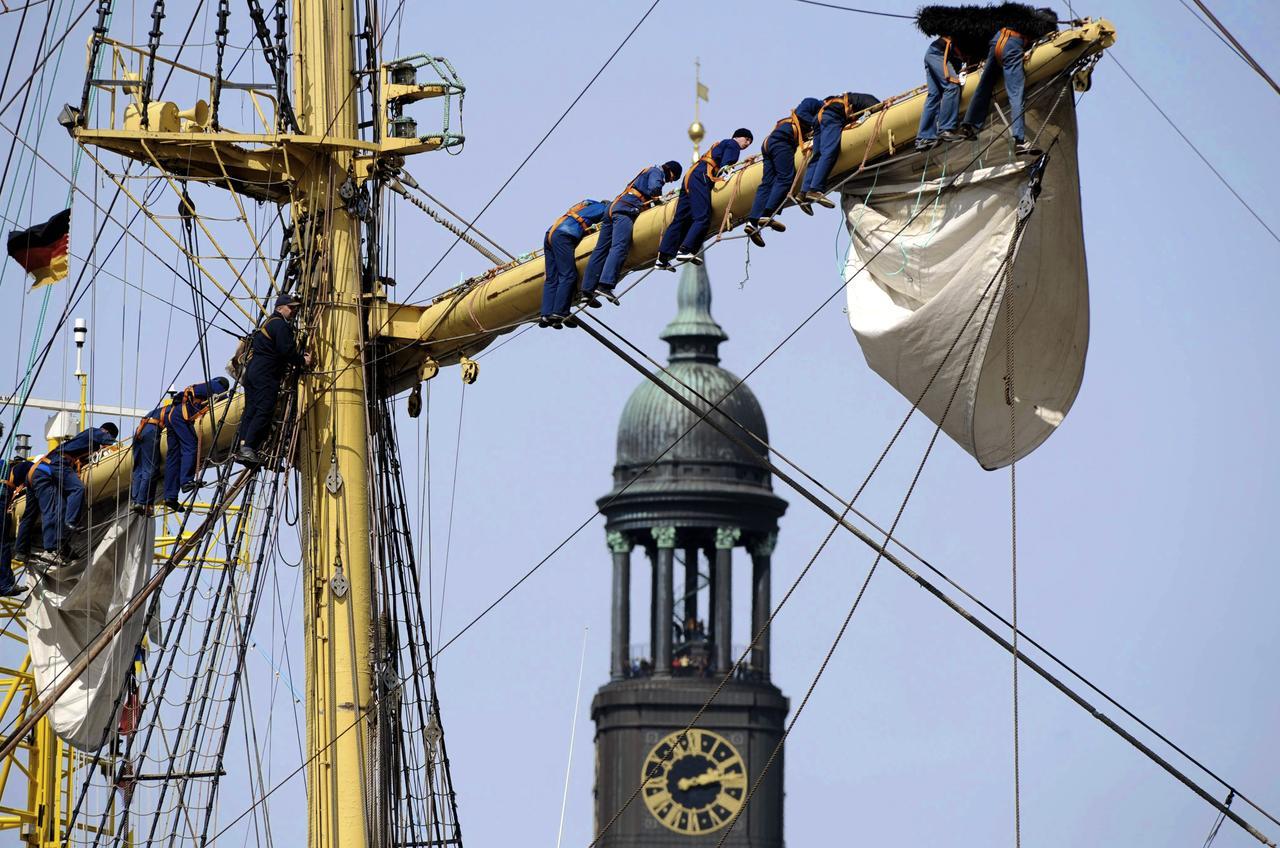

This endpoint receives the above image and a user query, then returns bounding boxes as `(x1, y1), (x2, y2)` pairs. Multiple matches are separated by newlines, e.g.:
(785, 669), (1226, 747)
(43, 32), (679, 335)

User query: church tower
(592, 262), (789, 846)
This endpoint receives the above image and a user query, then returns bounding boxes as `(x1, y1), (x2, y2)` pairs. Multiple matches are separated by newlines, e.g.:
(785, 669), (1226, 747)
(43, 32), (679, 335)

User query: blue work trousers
(658, 176), (713, 258)
(963, 32), (1027, 140)
(237, 369), (282, 451)
(540, 226), (583, 317)
(800, 118), (844, 194)
(130, 425), (162, 504)
(164, 413), (199, 501)
(581, 211), (636, 291)
(748, 141), (797, 221)
(13, 491), (40, 557)
(0, 508), (14, 581)
(28, 463), (83, 551)
(918, 40), (962, 140)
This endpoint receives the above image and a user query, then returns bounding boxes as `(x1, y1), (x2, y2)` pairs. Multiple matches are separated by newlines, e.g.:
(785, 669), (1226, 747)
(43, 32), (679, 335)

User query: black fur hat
(917, 4), (1059, 60)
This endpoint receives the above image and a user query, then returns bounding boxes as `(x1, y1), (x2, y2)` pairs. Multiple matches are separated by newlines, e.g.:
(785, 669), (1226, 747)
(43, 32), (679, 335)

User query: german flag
(6, 208), (70, 289)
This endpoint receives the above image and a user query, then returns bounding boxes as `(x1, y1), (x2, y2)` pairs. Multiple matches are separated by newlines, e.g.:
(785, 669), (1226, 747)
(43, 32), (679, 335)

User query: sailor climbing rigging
(797, 92), (880, 212)
(745, 97), (822, 246)
(538, 198), (609, 328)
(163, 377), (231, 511)
(17, 422), (118, 566)
(955, 3), (1061, 154)
(234, 294), (311, 467)
(0, 458), (33, 596)
(581, 162), (683, 305)
(656, 129), (754, 271)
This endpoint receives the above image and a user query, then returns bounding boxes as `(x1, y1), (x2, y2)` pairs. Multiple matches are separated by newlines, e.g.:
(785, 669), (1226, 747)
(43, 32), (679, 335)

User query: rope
(388, 180), (504, 265)
(792, 0), (917, 20)
(1005, 203), (1022, 848)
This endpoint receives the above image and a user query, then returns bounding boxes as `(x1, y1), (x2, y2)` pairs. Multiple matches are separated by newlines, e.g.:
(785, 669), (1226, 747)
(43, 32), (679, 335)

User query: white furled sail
(842, 94), (1088, 469)
(26, 510), (154, 750)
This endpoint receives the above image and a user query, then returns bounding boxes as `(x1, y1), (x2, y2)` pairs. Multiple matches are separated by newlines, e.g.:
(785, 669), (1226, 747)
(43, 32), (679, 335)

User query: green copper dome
(600, 262), (786, 535)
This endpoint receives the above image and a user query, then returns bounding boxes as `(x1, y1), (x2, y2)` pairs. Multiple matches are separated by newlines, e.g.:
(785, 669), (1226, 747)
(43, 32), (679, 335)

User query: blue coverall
(130, 406), (167, 506)
(539, 200), (608, 318)
(800, 93), (881, 196)
(658, 139), (742, 260)
(581, 167), (669, 293)
(917, 37), (965, 142)
(749, 98), (822, 223)
(21, 426), (116, 552)
(0, 460), (33, 587)
(164, 379), (228, 501)
(962, 29), (1028, 141)
(236, 314), (306, 452)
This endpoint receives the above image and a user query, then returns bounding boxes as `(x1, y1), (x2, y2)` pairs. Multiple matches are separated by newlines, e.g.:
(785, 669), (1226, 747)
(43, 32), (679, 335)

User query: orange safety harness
(994, 27), (1024, 61)
(610, 167), (656, 216)
(764, 112), (803, 153)
(817, 93), (851, 126)
(940, 36), (965, 84)
(685, 149), (728, 191)
(549, 200), (593, 236)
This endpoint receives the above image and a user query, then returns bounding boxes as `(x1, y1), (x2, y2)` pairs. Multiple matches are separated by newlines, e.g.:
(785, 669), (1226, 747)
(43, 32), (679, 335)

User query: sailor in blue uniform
(19, 422), (118, 562)
(130, 402), (171, 513)
(538, 199), (609, 328)
(580, 162), (682, 304)
(958, 4), (1059, 155)
(745, 98), (822, 246)
(163, 377), (231, 511)
(234, 294), (311, 467)
(914, 29), (968, 151)
(0, 459), (34, 595)
(656, 129), (753, 270)
(798, 92), (881, 211)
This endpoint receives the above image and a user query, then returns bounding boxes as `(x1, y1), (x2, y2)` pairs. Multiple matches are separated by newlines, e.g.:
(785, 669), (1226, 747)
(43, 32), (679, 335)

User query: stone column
(682, 545), (699, 628)
(652, 526), (677, 678)
(714, 527), (740, 673)
(607, 532), (633, 681)
(750, 532), (778, 679)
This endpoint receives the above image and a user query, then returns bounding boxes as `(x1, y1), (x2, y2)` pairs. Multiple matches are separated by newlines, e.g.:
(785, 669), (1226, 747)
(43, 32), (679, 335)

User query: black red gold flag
(6, 208), (70, 289)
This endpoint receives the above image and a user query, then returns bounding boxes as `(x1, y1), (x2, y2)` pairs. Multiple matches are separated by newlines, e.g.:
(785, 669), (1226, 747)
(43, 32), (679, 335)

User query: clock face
(641, 728), (747, 835)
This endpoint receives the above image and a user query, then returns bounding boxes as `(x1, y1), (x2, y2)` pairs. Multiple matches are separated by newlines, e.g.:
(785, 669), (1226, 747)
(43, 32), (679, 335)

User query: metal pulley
(325, 455), (344, 494)
(459, 355), (479, 385)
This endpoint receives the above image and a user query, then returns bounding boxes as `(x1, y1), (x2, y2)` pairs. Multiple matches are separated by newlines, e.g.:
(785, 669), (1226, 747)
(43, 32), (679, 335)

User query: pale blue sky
(2, 0), (1279, 845)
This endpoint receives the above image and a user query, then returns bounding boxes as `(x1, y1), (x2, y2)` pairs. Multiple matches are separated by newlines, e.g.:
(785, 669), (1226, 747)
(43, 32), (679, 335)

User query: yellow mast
(290, 2), (375, 846)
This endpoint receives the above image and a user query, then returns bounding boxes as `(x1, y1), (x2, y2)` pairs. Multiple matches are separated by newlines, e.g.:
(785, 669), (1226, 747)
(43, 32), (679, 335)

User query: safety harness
(685, 149), (728, 190)
(764, 112), (803, 153)
(994, 27), (1025, 61)
(549, 200), (593, 237)
(940, 36), (965, 84)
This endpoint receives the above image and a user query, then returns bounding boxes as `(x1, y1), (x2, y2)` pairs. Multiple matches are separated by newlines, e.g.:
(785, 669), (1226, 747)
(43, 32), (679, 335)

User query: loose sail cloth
(26, 508), (154, 750)
(6, 208), (70, 288)
(841, 94), (1088, 469)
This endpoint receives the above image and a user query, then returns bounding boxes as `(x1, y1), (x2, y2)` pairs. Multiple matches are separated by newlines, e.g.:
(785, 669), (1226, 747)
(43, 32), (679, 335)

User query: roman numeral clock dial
(641, 729), (747, 835)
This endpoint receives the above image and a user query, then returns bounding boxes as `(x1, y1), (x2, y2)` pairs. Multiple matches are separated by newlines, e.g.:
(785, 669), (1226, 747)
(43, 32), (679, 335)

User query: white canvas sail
(842, 94), (1088, 469)
(26, 509), (154, 750)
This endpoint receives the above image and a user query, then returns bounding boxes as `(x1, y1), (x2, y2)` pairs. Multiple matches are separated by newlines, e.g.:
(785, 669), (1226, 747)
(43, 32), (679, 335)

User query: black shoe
(129, 502), (148, 516)
(180, 479), (200, 494)
(803, 191), (835, 209)
(581, 293), (603, 309)
(958, 123), (978, 140)
(562, 315), (580, 328)
(760, 217), (786, 232)
(65, 522), (85, 535)
(598, 287), (621, 306)
(547, 314), (566, 329)
(914, 138), (939, 151)
(233, 446), (261, 466)
(537, 315), (551, 328)
(938, 129), (965, 143)
(654, 257), (676, 272)
(675, 251), (703, 266)
(164, 499), (185, 513)
(1014, 139), (1042, 156)
(0, 580), (23, 598)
